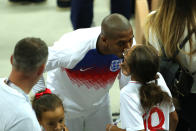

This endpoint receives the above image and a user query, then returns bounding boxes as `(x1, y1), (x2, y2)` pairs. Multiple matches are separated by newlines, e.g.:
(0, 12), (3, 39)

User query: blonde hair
(145, 0), (196, 59)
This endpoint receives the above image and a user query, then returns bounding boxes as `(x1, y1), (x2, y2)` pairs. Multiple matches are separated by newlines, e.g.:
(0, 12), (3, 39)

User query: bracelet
(109, 125), (114, 131)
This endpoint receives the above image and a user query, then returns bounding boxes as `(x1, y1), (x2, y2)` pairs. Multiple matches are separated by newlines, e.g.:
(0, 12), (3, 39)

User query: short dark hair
(101, 13), (132, 39)
(32, 91), (64, 120)
(13, 37), (48, 72)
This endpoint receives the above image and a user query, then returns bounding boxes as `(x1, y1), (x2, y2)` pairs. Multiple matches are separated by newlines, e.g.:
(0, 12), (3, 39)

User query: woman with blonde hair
(144, 0), (196, 130)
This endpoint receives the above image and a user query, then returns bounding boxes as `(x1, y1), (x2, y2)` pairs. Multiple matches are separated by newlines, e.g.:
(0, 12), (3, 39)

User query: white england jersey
(35, 27), (123, 119)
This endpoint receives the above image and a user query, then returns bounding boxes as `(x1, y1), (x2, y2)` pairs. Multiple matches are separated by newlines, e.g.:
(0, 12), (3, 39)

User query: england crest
(110, 59), (123, 72)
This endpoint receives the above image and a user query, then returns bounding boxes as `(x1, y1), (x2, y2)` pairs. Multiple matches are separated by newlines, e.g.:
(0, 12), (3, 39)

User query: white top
(0, 78), (41, 131)
(120, 73), (175, 131)
(147, 11), (196, 93)
(33, 27), (136, 119)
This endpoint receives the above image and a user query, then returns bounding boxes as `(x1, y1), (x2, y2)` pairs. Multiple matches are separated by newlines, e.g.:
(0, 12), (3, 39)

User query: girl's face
(40, 106), (68, 131)
(120, 45), (138, 76)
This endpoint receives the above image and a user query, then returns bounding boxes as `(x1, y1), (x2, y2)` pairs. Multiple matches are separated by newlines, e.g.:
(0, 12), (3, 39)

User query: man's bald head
(101, 13), (132, 39)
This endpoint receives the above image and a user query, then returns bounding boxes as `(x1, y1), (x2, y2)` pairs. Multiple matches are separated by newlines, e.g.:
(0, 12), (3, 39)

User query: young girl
(106, 45), (178, 131)
(32, 88), (68, 131)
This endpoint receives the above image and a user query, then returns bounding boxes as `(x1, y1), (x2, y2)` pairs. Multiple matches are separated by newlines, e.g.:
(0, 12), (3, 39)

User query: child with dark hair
(32, 88), (68, 131)
(106, 45), (178, 131)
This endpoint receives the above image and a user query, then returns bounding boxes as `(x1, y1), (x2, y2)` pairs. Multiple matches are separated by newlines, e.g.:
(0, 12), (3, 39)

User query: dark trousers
(70, 0), (132, 30)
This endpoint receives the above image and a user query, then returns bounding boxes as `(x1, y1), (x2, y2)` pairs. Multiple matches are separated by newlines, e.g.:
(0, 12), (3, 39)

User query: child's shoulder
(120, 81), (141, 96)
(157, 72), (172, 96)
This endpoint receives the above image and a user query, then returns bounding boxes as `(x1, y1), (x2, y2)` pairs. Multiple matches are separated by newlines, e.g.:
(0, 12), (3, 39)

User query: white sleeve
(45, 47), (74, 71)
(32, 46), (74, 94)
(32, 33), (92, 93)
(118, 70), (130, 89)
(120, 90), (144, 130)
(32, 75), (46, 94)
(32, 46), (72, 94)
(9, 118), (41, 131)
(45, 37), (90, 71)
(45, 33), (78, 71)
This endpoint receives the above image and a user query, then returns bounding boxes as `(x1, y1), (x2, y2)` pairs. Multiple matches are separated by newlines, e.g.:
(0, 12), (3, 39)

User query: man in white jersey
(33, 13), (135, 131)
(0, 37), (48, 131)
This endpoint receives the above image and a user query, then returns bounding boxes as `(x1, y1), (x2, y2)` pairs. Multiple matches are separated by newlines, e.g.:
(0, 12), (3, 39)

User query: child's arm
(106, 124), (126, 131)
(63, 125), (69, 131)
(106, 124), (147, 131)
(169, 111), (178, 131)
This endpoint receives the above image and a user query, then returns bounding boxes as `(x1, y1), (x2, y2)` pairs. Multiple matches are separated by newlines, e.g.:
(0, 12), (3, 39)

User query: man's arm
(32, 75), (46, 94)
(169, 111), (178, 131)
(32, 45), (74, 94)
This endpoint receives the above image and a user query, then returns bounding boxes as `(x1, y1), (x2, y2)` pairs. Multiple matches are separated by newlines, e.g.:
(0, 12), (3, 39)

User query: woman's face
(40, 106), (68, 131)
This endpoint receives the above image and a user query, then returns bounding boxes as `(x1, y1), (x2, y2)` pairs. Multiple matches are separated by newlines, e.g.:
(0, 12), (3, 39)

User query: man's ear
(37, 64), (45, 76)
(100, 34), (107, 43)
(10, 55), (14, 65)
(100, 34), (110, 50)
